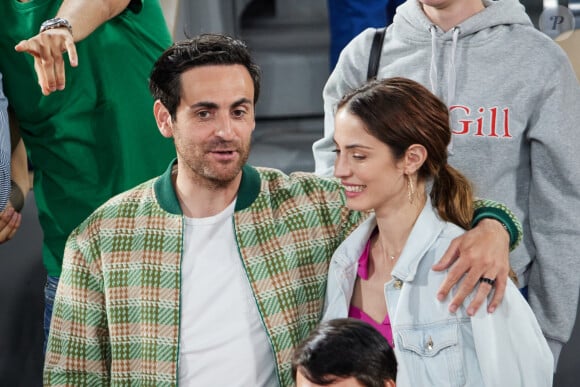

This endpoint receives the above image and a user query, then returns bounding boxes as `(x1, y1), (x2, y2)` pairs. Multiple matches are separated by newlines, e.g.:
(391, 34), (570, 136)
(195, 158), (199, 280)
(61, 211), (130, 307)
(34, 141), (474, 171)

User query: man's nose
(215, 114), (235, 139)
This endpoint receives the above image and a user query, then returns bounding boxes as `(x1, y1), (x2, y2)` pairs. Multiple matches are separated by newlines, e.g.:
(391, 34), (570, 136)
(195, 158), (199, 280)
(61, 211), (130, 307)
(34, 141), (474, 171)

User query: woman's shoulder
(439, 221), (466, 240)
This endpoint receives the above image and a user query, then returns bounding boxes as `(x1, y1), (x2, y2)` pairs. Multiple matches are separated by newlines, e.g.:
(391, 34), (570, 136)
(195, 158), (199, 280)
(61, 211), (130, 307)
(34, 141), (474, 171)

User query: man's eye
(198, 111), (211, 119)
(233, 109), (246, 118)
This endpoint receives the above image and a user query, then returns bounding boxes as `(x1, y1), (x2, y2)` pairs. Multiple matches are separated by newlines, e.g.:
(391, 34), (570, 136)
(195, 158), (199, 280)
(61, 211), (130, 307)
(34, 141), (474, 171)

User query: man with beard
(44, 34), (522, 387)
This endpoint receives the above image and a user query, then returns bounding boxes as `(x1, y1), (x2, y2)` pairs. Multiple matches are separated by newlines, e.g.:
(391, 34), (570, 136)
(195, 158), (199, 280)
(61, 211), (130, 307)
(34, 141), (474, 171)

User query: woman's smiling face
(333, 108), (407, 214)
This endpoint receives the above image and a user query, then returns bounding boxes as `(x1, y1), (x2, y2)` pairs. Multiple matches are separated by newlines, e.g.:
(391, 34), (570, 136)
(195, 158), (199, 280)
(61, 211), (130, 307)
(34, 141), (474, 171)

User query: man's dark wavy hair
(149, 33), (261, 119)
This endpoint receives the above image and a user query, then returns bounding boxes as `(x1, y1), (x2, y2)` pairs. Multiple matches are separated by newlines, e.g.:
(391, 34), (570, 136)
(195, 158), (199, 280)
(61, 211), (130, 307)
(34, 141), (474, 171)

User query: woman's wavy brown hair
(337, 77), (473, 229)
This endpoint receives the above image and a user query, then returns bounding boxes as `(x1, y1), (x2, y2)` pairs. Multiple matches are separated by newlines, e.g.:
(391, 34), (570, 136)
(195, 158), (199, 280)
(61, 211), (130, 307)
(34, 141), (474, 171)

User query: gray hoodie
(313, 0), (580, 365)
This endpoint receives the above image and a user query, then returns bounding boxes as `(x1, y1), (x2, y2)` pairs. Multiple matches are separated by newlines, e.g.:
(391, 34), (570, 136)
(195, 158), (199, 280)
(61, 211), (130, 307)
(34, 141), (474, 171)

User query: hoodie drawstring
(447, 27), (460, 107)
(447, 26), (460, 154)
(429, 25), (438, 94)
(429, 25), (460, 154)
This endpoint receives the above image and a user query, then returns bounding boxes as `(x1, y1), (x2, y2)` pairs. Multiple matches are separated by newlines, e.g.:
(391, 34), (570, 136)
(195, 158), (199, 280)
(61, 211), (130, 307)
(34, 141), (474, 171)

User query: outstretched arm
(14, 0), (133, 95)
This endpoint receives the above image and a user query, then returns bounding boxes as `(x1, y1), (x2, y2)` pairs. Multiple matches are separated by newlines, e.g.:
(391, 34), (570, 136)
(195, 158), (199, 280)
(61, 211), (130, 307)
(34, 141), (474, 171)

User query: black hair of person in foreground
(292, 318), (396, 387)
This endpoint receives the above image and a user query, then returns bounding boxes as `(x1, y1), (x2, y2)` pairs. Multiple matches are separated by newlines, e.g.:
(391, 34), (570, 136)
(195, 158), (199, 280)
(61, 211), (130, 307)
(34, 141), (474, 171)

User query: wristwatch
(39, 17), (73, 35)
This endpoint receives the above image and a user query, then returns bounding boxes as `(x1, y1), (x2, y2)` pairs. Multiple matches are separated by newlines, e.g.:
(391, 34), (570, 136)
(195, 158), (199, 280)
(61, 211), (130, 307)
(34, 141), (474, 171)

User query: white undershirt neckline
(178, 199), (277, 386)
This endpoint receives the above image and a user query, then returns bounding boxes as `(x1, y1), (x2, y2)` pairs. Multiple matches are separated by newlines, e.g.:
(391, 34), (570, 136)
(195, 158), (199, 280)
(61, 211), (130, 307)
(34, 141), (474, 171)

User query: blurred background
(1, 0), (579, 385)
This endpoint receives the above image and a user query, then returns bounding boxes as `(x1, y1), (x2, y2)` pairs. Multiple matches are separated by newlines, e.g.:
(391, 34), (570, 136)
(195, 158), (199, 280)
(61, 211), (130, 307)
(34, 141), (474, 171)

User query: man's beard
(179, 138), (251, 189)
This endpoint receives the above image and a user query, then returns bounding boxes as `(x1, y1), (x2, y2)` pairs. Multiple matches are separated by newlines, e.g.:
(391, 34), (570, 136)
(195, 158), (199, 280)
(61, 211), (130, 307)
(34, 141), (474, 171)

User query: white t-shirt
(178, 199), (278, 386)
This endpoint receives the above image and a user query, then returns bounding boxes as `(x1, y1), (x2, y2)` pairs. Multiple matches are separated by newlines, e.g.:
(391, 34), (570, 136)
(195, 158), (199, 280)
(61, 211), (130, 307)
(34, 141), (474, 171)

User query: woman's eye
(352, 154), (366, 160)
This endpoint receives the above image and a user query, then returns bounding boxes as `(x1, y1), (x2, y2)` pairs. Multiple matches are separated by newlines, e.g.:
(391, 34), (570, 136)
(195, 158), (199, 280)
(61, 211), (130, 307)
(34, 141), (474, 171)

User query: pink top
(347, 236), (394, 347)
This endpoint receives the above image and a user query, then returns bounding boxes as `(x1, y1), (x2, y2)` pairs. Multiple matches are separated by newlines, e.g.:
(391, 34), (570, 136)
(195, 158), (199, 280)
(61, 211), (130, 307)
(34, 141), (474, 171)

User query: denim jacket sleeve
(469, 281), (553, 386)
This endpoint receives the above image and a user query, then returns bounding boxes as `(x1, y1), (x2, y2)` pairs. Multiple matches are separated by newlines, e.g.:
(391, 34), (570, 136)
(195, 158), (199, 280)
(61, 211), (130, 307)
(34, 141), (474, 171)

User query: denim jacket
(323, 200), (553, 387)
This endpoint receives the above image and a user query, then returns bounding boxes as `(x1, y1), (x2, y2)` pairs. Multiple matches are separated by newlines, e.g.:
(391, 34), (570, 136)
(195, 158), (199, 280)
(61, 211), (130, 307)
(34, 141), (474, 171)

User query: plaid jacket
(44, 162), (365, 387)
(44, 161), (521, 387)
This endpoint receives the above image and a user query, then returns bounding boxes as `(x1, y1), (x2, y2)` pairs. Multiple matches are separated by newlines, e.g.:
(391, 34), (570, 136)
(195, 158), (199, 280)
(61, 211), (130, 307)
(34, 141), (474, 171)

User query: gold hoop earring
(407, 174), (415, 204)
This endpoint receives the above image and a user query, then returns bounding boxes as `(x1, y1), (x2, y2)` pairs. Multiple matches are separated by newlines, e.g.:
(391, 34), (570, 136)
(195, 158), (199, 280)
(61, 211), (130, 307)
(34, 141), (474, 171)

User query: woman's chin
(345, 198), (371, 212)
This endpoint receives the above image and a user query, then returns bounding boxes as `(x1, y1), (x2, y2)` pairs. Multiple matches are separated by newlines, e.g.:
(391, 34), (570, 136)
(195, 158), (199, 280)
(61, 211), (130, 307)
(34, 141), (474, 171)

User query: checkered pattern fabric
(44, 166), (363, 386)
(44, 163), (521, 386)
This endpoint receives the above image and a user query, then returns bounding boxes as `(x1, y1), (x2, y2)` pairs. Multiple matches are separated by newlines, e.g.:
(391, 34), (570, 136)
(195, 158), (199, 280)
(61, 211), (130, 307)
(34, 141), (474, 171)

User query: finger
(40, 46), (59, 93)
(447, 269), (482, 313)
(14, 40), (36, 54)
(33, 58), (51, 96)
(436, 257), (469, 301)
(0, 208), (14, 229)
(16, 38), (49, 91)
(15, 37), (56, 93)
(0, 227), (10, 242)
(14, 41), (27, 52)
(0, 210), (16, 242)
(54, 36), (77, 90)
(6, 213), (22, 240)
(488, 274), (507, 313)
(466, 278), (494, 316)
(16, 39), (46, 91)
(432, 238), (460, 271)
(54, 51), (66, 91)
(29, 36), (58, 93)
(65, 41), (78, 67)
(29, 41), (55, 95)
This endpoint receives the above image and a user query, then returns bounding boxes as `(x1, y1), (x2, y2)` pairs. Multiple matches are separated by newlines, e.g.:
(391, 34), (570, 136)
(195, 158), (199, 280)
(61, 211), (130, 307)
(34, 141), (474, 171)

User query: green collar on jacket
(153, 158), (261, 214)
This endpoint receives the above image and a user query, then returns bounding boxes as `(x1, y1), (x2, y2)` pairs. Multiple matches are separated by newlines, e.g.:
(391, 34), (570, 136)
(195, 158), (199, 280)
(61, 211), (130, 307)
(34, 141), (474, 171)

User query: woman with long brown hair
(323, 77), (552, 386)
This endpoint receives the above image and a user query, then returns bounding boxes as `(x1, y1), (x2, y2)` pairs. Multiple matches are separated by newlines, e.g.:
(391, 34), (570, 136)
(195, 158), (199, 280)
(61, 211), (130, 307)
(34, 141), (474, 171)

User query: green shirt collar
(154, 158), (261, 214)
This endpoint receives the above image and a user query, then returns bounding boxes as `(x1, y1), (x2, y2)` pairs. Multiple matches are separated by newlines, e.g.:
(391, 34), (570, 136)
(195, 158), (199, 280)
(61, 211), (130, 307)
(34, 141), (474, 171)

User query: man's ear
(403, 144), (427, 175)
(384, 379), (396, 387)
(154, 100), (173, 138)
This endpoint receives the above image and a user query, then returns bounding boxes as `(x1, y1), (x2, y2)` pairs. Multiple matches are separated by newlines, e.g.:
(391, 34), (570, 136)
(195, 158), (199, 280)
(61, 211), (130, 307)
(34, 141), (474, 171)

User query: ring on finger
(479, 277), (496, 286)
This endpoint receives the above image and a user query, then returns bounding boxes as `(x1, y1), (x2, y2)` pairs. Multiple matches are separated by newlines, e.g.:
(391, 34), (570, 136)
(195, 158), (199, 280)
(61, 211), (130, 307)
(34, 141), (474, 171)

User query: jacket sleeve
(472, 198), (523, 252)
(43, 220), (110, 386)
(0, 73), (10, 212)
(526, 51), (580, 363)
(470, 283), (553, 386)
(313, 28), (375, 177)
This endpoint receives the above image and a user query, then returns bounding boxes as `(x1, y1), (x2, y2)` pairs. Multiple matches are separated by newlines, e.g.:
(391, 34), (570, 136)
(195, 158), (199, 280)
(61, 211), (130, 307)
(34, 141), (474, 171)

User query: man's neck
(422, 0), (485, 32)
(173, 166), (241, 218)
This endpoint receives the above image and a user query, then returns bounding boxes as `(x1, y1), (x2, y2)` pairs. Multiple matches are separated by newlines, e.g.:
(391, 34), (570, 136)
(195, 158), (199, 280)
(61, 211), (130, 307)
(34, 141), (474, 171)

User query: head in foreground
(292, 318), (397, 387)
